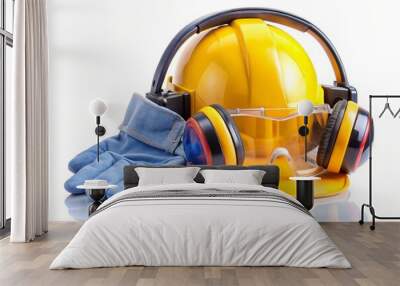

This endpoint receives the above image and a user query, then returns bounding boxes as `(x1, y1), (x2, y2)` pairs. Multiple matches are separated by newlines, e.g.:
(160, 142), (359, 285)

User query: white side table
(289, 177), (321, 210)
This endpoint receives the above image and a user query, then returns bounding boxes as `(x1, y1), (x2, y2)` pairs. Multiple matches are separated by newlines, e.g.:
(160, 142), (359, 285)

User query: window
(0, 0), (14, 235)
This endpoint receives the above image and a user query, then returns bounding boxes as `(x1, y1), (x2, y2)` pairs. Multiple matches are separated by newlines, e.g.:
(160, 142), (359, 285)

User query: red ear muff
(183, 112), (225, 165)
(183, 105), (246, 166)
(183, 118), (213, 165)
(317, 100), (372, 173)
(341, 107), (372, 172)
(211, 104), (245, 165)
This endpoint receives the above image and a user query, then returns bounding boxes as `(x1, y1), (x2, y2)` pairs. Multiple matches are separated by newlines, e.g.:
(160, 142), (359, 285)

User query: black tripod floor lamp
(359, 95), (400, 230)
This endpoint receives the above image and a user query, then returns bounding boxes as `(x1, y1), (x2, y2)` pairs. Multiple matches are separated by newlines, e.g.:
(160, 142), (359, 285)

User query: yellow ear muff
(327, 101), (358, 173)
(199, 106), (237, 165)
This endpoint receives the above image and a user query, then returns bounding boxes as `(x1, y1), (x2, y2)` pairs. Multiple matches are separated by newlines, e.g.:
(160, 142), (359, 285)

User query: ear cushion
(316, 100), (347, 168)
(183, 117), (213, 165)
(326, 101), (359, 173)
(211, 104), (245, 165)
(200, 106), (238, 165)
(193, 112), (225, 165)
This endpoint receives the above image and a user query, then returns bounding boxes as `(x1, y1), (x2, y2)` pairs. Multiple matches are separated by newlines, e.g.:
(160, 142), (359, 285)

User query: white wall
(48, 0), (400, 221)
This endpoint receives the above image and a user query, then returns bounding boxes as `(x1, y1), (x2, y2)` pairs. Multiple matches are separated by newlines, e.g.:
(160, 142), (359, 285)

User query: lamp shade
(89, 98), (107, 116)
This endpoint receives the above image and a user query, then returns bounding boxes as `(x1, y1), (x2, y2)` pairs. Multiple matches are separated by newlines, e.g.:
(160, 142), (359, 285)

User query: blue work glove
(64, 93), (186, 196)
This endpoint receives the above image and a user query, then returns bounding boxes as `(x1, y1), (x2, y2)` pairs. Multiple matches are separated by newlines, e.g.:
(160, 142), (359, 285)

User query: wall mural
(62, 8), (374, 221)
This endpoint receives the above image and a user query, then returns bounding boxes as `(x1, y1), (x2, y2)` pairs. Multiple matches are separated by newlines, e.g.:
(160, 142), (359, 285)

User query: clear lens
(228, 104), (331, 121)
(232, 108), (330, 172)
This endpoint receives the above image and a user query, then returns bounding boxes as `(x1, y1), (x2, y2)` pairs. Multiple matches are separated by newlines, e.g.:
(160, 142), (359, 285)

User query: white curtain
(9, 0), (48, 242)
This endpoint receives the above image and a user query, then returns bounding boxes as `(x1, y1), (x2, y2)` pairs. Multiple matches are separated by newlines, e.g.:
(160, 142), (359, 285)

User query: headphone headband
(151, 7), (349, 94)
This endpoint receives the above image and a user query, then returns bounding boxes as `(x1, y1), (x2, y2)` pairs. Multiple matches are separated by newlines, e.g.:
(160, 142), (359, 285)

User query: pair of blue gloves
(64, 94), (186, 197)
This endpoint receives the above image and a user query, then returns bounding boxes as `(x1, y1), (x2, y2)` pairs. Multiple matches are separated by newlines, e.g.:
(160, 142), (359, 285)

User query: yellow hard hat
(173, 18), (323, 110)
(146, 8), (372, 198)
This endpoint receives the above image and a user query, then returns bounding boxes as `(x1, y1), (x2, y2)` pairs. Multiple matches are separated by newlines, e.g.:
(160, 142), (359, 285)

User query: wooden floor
(0, 222), (399, 286)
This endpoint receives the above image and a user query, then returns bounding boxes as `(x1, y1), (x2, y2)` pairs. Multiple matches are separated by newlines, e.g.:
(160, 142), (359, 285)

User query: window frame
(0, 0), (14, 235)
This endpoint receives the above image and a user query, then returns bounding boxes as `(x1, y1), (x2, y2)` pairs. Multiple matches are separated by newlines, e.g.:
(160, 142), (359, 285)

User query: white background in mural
(48, 0), (400, 221)
(368, 99), (400, 218)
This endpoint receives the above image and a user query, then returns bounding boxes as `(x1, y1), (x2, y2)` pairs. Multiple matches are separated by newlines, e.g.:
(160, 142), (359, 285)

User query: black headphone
(145, 8), (371, 173)
(146, 7), (357, 116)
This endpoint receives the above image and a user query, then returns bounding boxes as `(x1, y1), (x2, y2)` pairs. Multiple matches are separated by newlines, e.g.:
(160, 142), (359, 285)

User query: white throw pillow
(200, 169), (266, 185)
(136, 167), (200, 186)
